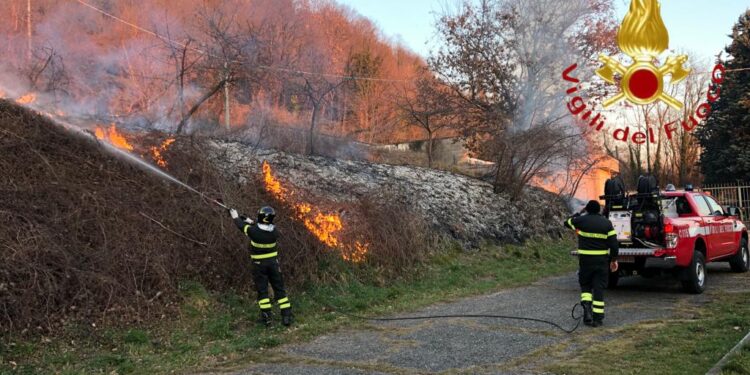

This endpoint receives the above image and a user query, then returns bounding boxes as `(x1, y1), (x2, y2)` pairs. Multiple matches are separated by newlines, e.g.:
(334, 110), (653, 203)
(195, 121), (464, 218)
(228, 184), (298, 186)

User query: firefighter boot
(592, 300), (605, 327)
(582, 302), (593, 326)
(281, 309), (294, 327)
(592, 312), (604, 327)
(259, 311), (272, 327)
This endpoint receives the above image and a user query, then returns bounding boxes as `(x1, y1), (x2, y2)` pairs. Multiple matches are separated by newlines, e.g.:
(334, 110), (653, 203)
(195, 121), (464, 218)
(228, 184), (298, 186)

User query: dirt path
(215, 264), (750, 375)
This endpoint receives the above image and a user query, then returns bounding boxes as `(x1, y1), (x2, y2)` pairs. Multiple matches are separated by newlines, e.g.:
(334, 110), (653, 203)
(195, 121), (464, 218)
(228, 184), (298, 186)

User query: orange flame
(94, 124), (134, 151)
(150, 138), (176, 167)
(16, 93), (36, 105)
(343, 241), (369, 263)
(0, 90), (6, 99)
(261, 161), (369, 262)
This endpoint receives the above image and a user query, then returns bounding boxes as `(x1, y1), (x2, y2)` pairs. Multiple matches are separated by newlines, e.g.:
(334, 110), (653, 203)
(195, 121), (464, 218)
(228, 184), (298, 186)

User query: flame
(263, 162), (289, 201)
(0, 90), (6, 99)
(343, 241), (369, 263)
(150, 138), (176, 167)
(16, 93), (37, 105)
(618, 0), (669, 59)
(94, 124), (134, 151)
(261, 161), (369, 262)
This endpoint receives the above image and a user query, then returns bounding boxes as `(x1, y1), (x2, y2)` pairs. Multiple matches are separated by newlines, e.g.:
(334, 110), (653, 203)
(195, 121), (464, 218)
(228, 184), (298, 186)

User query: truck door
(691, 194), (721, 259)
(704, 195), (736, 257)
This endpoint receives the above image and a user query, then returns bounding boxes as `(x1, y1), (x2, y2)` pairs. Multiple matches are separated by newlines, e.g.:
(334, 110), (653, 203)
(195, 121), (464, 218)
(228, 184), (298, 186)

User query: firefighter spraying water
(229, 206), (293, 327)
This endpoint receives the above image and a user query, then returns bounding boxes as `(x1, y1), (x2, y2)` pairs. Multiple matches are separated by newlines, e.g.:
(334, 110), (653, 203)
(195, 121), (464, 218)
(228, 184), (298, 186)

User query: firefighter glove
(229, 208), (239, 219)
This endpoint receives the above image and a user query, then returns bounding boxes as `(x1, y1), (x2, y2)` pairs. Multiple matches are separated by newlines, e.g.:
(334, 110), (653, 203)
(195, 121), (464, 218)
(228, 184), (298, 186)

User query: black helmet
(585, 200), (601, 214)
(258, 206), (276, 224)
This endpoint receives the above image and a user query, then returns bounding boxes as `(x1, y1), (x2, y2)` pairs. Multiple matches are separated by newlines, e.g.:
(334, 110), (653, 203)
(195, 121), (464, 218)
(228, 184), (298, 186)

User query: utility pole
(223, 61), (230, 130)
(26, 0), (32, 61)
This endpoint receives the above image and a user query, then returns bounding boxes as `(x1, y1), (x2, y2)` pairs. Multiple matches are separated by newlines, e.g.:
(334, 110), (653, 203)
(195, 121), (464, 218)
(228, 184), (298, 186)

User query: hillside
(0, 100), (431, 332)
(0, 100), (263, 331)
(212, 143), (569, 247)
(0, 99), (568, 333)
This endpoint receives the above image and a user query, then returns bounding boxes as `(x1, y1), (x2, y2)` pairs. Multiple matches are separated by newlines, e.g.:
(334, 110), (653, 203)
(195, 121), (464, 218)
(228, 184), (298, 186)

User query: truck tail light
(665, 233), (678, 249)
(664, 222), (678, 249)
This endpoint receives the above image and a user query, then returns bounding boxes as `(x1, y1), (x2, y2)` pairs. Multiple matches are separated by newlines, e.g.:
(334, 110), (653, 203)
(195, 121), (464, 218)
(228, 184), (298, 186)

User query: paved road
(216, 264), (750, 375)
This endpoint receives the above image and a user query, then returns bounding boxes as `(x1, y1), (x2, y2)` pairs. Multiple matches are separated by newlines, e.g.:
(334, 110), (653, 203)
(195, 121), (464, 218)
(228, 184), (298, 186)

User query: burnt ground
(204, 264), (750, 375)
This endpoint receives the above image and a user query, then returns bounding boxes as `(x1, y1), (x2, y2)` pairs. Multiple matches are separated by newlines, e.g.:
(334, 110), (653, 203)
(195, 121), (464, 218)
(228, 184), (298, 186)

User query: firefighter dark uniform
(230, 206), (293, 326)
(564, 200), (618, 327)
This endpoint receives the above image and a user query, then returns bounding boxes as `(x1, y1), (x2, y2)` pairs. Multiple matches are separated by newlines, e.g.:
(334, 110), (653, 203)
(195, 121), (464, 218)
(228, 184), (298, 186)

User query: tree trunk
(426, 127), (433, 168)
(176, 78), (227, 134)
(223, 62), (230, 130)
(26, 0), (32, 61)
(308, 104), (319, 155)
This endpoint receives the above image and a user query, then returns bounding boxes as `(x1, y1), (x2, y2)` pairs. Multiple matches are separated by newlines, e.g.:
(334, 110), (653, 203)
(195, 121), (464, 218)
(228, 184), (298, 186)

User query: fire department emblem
(597, 0), (690, 110)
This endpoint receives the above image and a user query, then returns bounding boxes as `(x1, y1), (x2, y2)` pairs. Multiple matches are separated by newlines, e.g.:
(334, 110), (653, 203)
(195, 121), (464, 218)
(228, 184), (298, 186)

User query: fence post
(738, 184), (743, 211)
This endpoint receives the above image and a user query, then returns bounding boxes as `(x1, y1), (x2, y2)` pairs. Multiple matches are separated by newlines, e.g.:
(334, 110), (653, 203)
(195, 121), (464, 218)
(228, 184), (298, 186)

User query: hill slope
(0, 101), (258, 331)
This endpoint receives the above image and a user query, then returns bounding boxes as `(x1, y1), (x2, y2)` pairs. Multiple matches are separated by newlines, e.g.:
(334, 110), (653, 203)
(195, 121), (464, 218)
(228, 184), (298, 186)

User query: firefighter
(564, 200), (619, 327)
(229, 206), (293, 327)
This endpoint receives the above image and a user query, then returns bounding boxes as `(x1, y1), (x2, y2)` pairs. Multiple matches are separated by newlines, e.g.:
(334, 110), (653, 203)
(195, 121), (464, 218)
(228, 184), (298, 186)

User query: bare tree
(299, 75), (345, 155)
(397, 75), (457, 167)
(431, 0), (617, 198)
(26, 45), (69, 98)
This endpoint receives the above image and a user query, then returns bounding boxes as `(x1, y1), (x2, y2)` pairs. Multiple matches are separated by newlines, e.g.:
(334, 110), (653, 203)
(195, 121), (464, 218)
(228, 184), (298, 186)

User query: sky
(337, 0), (750, 62)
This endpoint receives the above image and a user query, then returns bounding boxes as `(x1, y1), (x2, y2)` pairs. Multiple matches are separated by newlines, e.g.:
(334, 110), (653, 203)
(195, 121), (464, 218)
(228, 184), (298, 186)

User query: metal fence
(700, 182), (750, 219)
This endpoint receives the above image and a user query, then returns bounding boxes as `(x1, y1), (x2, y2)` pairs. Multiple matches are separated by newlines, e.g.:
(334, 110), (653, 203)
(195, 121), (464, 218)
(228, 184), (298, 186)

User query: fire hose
(311, 299), (585, 334)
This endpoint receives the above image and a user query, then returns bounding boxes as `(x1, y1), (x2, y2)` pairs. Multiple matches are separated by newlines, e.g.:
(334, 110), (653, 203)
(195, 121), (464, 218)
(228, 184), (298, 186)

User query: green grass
(722, 341), (750, 375)
(0, 239), (577, 374)
(547, 291), (750, 375)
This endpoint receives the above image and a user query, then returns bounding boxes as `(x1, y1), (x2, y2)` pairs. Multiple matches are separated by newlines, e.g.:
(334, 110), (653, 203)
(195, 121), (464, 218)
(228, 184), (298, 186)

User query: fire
(263, 162), (289, 201)
(343, 241), (369, 263)
(304, 213), (343, 247)
(261, 161), (369, 262)
(150, 138), (176, 168)
(0, 90), (5, 99)
(16, 93), (36, 105)
(94, 124), (134, 151)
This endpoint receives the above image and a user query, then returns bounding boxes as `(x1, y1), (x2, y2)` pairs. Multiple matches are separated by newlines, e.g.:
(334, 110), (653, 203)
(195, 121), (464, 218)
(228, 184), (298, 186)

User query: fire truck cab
(572, 176), (750, 294)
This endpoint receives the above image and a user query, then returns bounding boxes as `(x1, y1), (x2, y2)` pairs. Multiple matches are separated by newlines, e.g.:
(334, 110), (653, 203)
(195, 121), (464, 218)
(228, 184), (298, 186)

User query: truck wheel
(681, 251), (706, 294)
(607, 271), (619, 289)
(729, 238), (750, 273)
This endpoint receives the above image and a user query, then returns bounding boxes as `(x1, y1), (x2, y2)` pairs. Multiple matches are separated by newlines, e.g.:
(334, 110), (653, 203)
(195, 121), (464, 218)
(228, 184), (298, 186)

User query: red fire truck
(573, 176), (750, 293)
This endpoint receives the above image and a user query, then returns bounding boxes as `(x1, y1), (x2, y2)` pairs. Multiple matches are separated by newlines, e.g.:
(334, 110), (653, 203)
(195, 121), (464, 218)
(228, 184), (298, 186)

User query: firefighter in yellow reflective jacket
(229, 206), (293, 327)
(564, 200), (619, 327)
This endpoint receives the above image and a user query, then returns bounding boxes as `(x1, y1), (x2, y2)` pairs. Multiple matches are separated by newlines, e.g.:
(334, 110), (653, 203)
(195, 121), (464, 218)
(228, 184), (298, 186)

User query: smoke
(0, 1), (205, 132)
(506, 0), (609, 136)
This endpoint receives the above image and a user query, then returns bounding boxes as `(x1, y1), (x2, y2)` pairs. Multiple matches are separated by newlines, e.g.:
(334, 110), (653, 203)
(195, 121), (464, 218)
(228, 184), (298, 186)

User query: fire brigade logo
(597, 0), (690, 110)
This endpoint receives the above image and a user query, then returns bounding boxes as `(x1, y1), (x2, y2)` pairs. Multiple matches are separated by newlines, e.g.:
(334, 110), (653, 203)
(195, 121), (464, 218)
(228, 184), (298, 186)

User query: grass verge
(546, 291), (750, 375)
(0, 239), (576, 374)
(722, 339), (750, 375)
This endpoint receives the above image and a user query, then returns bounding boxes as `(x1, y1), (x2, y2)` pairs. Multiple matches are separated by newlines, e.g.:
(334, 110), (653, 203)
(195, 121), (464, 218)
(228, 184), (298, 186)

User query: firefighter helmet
(258, 206), (276, 224)
(585, 200), (601, 214)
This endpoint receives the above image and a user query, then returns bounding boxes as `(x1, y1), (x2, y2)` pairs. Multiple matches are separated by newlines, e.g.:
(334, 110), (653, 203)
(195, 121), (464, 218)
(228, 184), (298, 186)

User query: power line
(72, 0), (412, 83)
